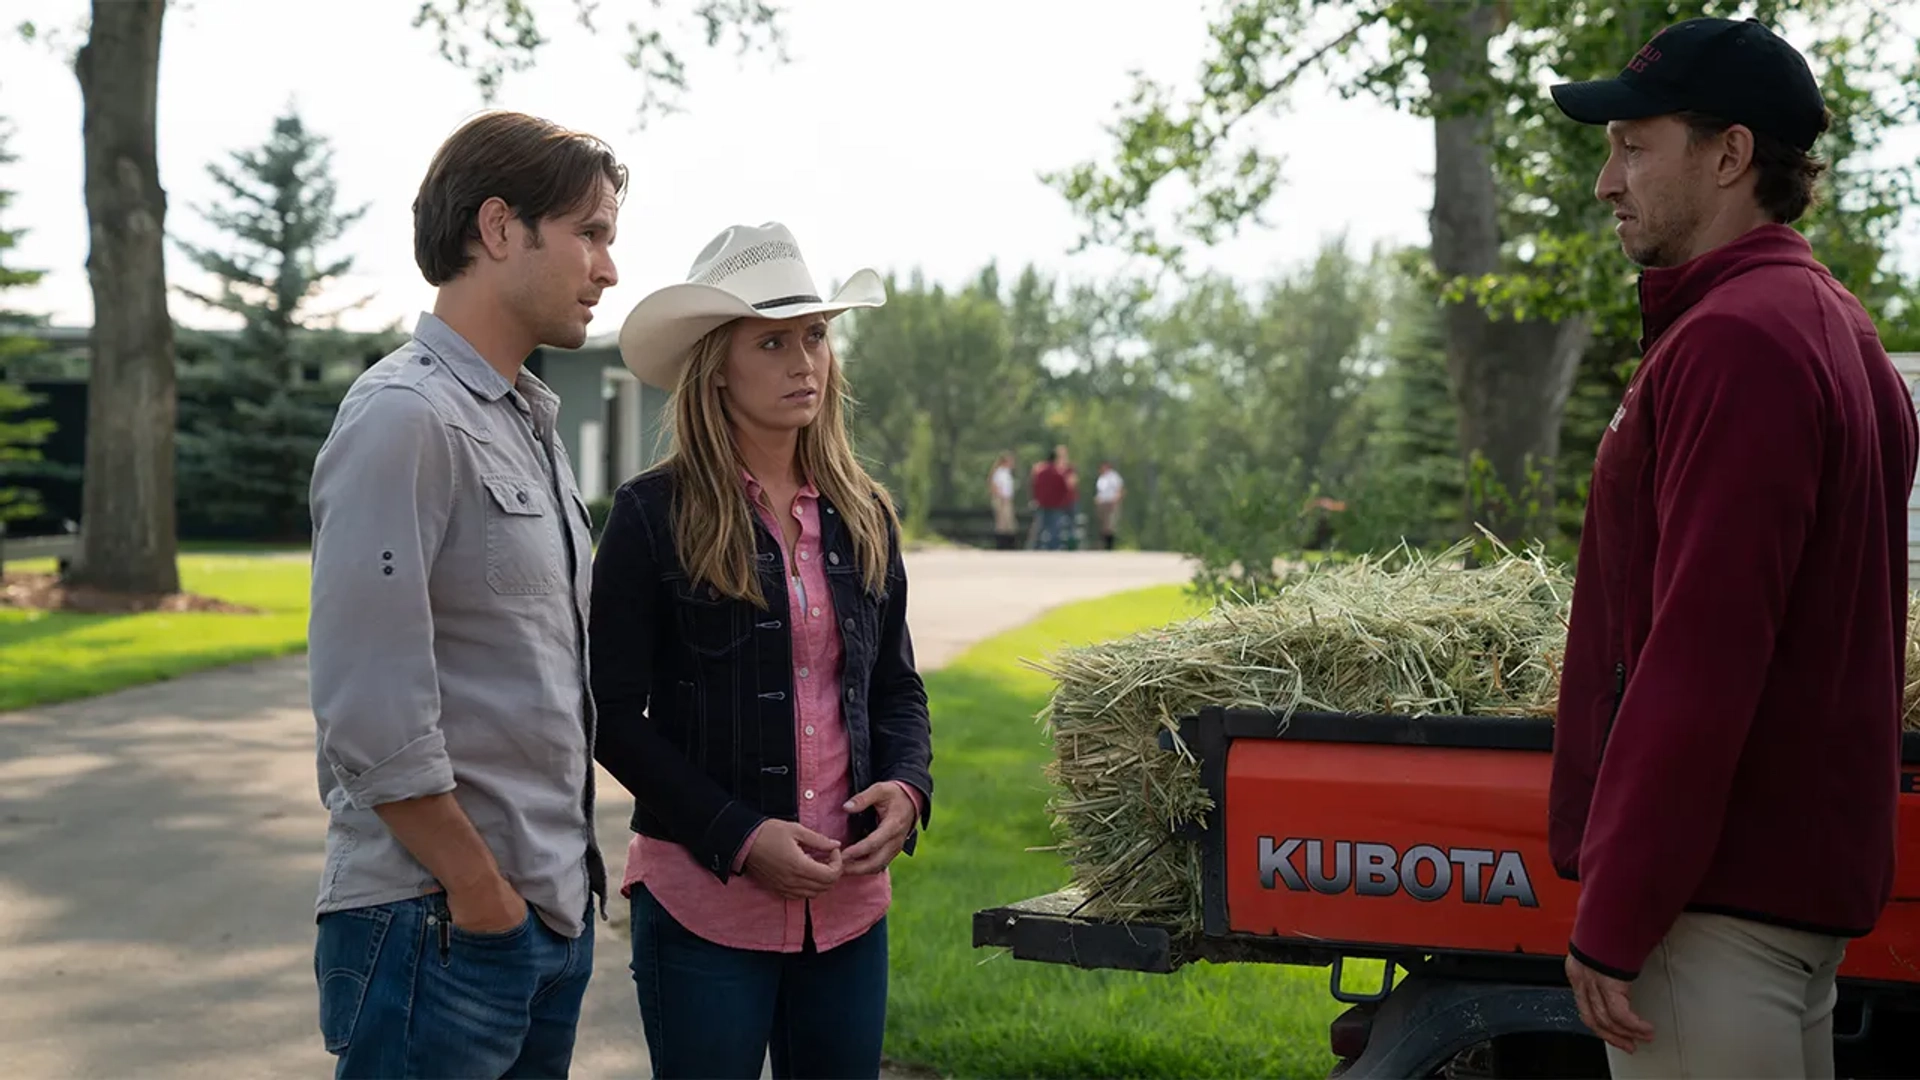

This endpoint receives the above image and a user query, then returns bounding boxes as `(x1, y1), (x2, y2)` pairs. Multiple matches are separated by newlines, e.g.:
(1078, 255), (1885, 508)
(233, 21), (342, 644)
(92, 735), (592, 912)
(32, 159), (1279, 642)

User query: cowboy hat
(616, 221), (886, 390)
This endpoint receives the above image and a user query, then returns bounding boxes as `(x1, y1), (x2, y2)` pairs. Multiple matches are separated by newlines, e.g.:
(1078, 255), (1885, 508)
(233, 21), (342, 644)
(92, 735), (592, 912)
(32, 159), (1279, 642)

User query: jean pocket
(315, 905), (395, 1054)
(448, 905), (536, 950)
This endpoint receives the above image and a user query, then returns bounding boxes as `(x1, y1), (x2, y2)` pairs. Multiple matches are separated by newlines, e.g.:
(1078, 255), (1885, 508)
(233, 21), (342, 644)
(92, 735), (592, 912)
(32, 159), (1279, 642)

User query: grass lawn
(0, 553), (311, 712)
(886, 585), (1351, 1079)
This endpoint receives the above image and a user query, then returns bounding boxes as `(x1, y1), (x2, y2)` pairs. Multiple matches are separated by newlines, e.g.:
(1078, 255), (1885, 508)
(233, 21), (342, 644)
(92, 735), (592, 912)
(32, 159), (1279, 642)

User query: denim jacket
(588, 466), (933, 880)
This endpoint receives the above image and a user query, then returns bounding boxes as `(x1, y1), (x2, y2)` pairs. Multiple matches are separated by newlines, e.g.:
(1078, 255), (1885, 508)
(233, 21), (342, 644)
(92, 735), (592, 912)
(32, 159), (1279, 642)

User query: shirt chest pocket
(481, 474), (562, 596)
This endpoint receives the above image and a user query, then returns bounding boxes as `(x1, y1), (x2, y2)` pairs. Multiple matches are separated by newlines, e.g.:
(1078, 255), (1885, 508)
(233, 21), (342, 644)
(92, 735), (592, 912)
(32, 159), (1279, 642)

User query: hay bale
(1907, 608), (1920, 732)
(1036, 542), (1920, 931)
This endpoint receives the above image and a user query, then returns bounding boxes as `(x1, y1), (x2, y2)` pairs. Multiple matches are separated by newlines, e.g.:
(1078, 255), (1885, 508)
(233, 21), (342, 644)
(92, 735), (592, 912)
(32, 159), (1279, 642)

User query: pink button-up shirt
(622, 475), (910, 952)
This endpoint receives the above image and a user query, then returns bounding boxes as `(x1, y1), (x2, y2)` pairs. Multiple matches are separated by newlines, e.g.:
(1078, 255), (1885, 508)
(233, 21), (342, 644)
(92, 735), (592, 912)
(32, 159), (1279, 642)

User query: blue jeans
(629, 884), (888, 1080)
(1037, 508), (1071, 550)
(314, 894), (594, 1080)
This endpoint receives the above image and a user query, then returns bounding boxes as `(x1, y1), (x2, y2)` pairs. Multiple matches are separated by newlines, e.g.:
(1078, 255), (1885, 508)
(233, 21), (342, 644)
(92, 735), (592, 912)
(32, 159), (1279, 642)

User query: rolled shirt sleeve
(308, 386), (458, 811)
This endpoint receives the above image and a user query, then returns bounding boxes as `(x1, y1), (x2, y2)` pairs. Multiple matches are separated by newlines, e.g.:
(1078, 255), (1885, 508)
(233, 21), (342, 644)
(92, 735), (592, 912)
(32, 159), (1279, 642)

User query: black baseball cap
(1550, 17), (1827, 152)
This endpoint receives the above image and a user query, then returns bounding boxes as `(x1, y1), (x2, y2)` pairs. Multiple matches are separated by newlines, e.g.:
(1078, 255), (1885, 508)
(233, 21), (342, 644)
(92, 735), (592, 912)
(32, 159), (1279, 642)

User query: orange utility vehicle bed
(974, 708), (1920, 1079)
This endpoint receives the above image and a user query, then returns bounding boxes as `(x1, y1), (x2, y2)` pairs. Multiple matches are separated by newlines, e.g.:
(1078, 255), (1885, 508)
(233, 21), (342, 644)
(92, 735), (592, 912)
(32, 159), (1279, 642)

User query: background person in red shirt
(1030, 445), (1077, 550)
(1549, 18), (1917, 1077)
(591, 223), (933, 1080)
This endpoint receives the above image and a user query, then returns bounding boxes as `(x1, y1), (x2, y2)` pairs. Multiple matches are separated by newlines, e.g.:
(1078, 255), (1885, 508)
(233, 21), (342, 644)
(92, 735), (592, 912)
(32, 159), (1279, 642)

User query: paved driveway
(0, 550), (1189, 1078)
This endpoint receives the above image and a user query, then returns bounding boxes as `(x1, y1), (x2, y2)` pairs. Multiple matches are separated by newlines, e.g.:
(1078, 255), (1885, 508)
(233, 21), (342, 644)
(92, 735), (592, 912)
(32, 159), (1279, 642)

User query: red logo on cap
(1628, 45), (1662, 73)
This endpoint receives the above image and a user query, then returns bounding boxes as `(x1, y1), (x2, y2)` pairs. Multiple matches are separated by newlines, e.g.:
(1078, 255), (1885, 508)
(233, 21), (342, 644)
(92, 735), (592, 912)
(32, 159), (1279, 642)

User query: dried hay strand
(1035, 541), (1920, 932)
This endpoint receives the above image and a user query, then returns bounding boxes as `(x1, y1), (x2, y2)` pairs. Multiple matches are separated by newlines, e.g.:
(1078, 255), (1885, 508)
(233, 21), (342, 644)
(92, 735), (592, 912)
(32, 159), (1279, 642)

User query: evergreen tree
(173, 107), (369, 540)
(0, 115), (54, 525)
(1332, 259), (1461, 554)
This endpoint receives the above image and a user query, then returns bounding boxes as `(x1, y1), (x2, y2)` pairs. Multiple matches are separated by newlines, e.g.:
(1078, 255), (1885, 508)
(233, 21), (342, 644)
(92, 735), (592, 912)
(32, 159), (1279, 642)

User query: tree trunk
(1427, 0), (1590, 544)
(73, 0), (179, 594)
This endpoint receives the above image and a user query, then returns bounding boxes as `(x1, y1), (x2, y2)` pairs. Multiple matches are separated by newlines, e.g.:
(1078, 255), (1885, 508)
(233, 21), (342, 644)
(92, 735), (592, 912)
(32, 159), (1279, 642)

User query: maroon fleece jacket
(1549, 224), (1917, 979)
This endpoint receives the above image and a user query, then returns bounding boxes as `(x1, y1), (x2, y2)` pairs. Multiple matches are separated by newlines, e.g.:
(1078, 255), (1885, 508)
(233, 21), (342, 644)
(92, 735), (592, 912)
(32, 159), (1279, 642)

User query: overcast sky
(2, 0), (1915, 339)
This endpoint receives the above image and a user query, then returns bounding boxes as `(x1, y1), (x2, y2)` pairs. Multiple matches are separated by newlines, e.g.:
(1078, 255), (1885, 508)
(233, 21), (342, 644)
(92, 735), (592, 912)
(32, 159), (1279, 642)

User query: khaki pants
(1607, 913), (1847, 1080)
(991, 495), (1016, 534)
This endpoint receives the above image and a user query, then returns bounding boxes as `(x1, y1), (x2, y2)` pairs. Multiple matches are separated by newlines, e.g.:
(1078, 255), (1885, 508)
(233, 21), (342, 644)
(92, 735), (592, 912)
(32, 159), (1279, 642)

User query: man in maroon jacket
(1549, 17), (1917, 1076)
(1030, 445), (1077, 550)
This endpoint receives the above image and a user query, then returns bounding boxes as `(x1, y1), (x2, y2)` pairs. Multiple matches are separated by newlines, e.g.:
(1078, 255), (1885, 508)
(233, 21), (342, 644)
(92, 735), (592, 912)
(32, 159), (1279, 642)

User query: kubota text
(1256, 837), (1539, 907)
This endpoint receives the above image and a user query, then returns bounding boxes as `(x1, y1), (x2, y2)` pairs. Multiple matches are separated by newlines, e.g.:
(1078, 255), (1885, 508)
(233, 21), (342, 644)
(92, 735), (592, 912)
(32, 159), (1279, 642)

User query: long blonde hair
(665, 320), (897, 606)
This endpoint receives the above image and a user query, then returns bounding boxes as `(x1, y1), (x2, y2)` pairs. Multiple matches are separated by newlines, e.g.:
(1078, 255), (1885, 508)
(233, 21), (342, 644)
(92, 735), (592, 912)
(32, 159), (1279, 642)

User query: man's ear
(474, 196), (516, 261)
(1714, 125), (1757, 190)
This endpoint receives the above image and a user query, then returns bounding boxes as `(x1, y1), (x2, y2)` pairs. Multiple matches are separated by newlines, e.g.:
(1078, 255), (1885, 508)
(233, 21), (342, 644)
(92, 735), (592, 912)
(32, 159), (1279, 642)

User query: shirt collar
(412, 312), (519, 406)
(741, 468), (821, 500)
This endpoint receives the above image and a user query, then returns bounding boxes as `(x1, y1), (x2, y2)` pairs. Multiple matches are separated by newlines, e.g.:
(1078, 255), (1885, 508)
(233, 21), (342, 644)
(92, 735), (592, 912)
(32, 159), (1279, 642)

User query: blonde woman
(988, 451), (1017, 549)
(589, 223), (932, 1080)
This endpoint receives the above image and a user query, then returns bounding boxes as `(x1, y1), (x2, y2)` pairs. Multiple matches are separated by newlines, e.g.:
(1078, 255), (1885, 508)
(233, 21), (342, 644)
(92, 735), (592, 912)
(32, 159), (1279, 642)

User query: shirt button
(828, 553), (840, 565)
(804, 789), (816, 800)
(810, 607), (821, 618)
(798, 666), (810, 679)
(805, 725), (816, 736)
(845, 687), (855, 702)
(516, 490), (529, 504)
(799, 551), (810, 561)
(843, 618), (855, 632)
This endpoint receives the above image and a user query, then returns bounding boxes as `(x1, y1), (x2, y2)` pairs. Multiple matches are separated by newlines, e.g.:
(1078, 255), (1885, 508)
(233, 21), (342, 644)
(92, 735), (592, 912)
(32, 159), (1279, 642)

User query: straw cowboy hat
(617, 222), (886, 390)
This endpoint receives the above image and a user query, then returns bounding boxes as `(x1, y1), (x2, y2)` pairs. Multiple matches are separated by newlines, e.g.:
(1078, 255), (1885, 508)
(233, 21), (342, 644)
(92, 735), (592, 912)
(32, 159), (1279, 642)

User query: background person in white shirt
(988, 452), (1017, 550)
(1094, 462), (1124, 551)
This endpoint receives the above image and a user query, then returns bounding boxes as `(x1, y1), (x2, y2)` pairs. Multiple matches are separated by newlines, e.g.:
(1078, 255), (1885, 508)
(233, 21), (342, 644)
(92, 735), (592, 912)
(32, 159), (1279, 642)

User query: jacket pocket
(481, 473), (562, 596)
(314, 904), (395, 1054)
(826, 561), (881, 647)
(670, 578), (749, 659)
(1599, 661), (1626, 758)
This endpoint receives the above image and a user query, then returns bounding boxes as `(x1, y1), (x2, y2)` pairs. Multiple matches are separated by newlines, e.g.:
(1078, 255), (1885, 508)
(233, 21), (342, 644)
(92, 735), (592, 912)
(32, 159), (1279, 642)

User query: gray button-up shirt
(308, 313), (602, 938)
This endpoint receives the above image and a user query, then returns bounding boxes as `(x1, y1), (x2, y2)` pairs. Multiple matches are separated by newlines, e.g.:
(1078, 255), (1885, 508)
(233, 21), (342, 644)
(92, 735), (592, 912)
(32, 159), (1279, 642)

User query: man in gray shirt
(307, 110), (623, 1080)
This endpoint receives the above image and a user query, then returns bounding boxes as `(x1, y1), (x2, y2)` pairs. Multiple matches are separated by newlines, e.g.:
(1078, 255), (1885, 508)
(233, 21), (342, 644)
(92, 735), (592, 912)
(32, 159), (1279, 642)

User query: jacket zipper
(1600, 661), (1626, 755)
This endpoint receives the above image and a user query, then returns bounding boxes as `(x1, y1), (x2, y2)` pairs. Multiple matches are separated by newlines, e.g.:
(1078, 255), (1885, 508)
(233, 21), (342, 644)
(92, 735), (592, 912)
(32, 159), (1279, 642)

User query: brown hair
(665, 322), (897, 606)
(412, 111), (628, 286)
(1681, 110), (1831, 224)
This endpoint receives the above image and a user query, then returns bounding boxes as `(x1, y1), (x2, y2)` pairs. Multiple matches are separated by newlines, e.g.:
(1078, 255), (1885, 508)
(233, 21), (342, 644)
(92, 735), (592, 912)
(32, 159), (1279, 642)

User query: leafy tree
(841, 267), (1048, 507)
(1045, 239), (1390, 574)
(17, 0), (788, 592)
(1048, 275), (1183, 547)
(1260, 236), (1384, 480)
(410, 0), (786, 119)
(1050, 0), (1918, 545)
(0, 114), (53, 525)
(901, 411), (935, 539)
(172, 107), (373, 540)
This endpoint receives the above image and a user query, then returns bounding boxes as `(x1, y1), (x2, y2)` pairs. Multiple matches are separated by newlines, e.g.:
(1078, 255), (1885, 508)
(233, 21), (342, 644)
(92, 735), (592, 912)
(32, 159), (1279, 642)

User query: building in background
(533, 332), (671, 502)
